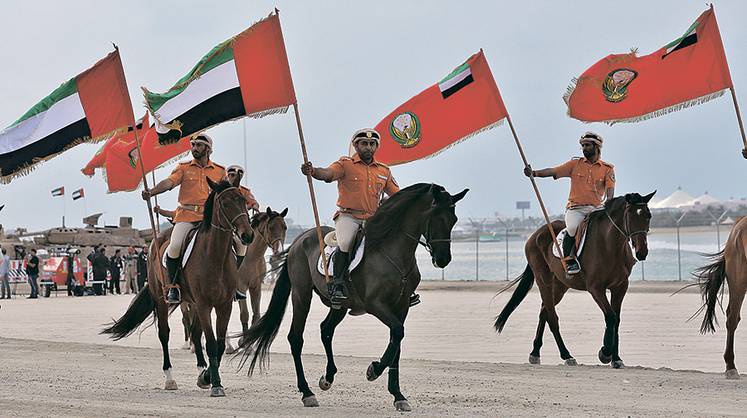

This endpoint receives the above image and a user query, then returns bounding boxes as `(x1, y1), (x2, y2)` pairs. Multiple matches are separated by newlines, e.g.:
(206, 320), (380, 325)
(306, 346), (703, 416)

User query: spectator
(136, 246), (148, 291)
(66, 248), (78, 296)
(25, 249), (39, 299)
(0, 248), (10, 299)
(123, 247), (138, 294)
(89, 247), (109, 295)
(109, 249), (123, 295)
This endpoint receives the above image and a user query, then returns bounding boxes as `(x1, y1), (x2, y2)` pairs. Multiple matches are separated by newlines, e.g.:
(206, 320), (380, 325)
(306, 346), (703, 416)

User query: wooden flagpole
(729, 87), (747, 149)
(151, 171), (160, 232)
(505, 114), (567, 271)
(292, 102), (330, 281)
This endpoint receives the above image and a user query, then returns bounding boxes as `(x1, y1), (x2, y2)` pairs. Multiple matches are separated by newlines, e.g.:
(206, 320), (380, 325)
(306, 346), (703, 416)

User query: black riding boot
(329, 251), (349, 308)
(236, 255), (245, 269)
(165, 256), (181, 304)
(562, 233), (580, 274)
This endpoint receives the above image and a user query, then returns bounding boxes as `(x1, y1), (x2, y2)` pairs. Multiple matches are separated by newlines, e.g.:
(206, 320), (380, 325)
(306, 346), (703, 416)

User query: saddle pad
(551, 228), (588, 259)
(162, 229), (199, 269)
(317, 238), (365, 276)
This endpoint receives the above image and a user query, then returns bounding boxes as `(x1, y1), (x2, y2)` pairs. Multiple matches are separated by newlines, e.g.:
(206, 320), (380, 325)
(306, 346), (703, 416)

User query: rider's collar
(579, 157), (603, 166)
(352, 153), (379, 166)
(189, 159), (217, 169)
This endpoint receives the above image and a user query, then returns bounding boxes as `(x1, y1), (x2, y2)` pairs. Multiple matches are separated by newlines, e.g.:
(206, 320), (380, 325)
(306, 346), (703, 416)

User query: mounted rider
(523, 131), (615, 274)
(225, 164), (259, 269)
(142, 133), (226, 304)
(301, 128), (420, 308)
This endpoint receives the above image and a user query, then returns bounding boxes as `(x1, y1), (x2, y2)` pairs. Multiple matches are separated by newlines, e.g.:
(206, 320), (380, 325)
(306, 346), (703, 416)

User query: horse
(225, 207), (288, 354)
(236, 183), (468, 411)
(695, 216), (747, 379)
(494, 192), (655, 368)
(102, 179), (254, 397)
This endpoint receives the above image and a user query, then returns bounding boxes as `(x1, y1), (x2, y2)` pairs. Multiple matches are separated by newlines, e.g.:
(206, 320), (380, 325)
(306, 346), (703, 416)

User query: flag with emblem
(564, 6), (733, 124)
(373, 50), (508, 166)
(0, 49), (134, 183)
(72, 188), (85, 200)
(51, 186), (65, 197)
(143, 10), (296, 144)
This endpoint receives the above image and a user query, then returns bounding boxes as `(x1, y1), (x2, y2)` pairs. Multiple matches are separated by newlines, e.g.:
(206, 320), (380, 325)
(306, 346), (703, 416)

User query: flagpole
(132, 128), (159, 237)
(151, 171), (160, 228)
(505, 114), (567, 271)
(291, 102), (330, 281)
(729, 87), (747, 148)
(243, 119), (249, 187)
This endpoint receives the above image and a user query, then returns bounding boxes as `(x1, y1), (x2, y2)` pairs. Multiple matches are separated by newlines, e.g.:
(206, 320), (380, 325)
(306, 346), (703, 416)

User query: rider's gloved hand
(523, 165), (534, 177)
(301, 162), (314, 176)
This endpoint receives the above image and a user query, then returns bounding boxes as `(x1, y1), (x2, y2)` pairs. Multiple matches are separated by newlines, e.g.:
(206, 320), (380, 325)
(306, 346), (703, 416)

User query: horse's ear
(206, 177), (218, 191)
(643, 190), (657, 203)
(266, 207), (272, 215)
(280, 208), (288, 217)
(251, 216), (260, 228)
(624, 193), (634, 203)
(451, 188), (469, 204)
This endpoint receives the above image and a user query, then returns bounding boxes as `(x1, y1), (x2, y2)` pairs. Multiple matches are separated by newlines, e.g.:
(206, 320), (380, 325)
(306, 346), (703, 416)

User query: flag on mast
(51, 187), (65, 197)
(72, 188), (85, 200)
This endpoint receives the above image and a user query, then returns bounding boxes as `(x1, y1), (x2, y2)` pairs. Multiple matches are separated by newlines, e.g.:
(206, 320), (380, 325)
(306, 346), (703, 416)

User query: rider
(523, 131), (615, 274)
(301, 128), (419, 308)
(142, 133), (226, 304)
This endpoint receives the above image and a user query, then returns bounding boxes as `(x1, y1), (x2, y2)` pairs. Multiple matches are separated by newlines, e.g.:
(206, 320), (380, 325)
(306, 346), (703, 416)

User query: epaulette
(601, 161), (614, 168)
(571, 156), (582, 160)
(338, 156), (353, 161)
(177, 160), (191, 165)
(212, 162), (226, 169)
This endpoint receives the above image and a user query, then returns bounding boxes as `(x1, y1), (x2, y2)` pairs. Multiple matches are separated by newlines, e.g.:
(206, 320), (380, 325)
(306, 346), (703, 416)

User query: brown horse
(695, 216), (747, 379)
(102, 179), (253, 397)
(236, 183), (468, 411)
(495, 192), (655, 368)
(225, 207), (288, 354)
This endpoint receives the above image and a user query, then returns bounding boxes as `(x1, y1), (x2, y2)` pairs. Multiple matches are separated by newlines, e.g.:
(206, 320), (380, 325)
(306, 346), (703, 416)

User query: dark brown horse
(695, 216), (747, 379)
(236, 183), (468, 411)
(225, 207), (288, 354)
(495, 192), (655, 368)
(102, 179), (253, 397)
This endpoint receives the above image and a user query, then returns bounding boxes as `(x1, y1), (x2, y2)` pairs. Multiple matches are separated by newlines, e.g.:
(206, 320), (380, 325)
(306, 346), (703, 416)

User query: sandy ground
(1, 281), (746, 416)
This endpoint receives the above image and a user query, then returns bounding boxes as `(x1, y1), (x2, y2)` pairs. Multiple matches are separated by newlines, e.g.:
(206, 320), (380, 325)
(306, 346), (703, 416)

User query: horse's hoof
(210, 386), (225, 397)
(611, 360), (625, 369)
(197, 369), (211, 389)
(319, 375), (332, 391)
(366, 362), (380, 381)
(528, 355), (541, 365)
(164, 379), (178, 390)
(564, 358), (578, 366)
(394, 400), (412, 412)
(190, 344), (195, 354)
(726, 369), (740, 379)
(302, 395), (319, 407)
(224, 344), (236, 355)
(598, 348), (612, 364)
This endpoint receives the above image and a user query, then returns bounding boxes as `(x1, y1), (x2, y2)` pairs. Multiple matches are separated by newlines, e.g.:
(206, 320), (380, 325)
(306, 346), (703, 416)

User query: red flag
(564, 6), (732, 124)
(82, 113), (148, 176)
(373, 50), (507, 165)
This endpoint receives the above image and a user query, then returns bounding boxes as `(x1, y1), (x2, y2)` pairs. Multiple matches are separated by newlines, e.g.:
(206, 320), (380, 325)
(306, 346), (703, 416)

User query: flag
(72, 188), (85, 200)
(372, 50), (508, 165)
(51, 187), (65, 197)
(81, 113), (191, 192)
(564, 6), (732, 124)
(143, 10), (296, 144)
(0, 49), (135, 183)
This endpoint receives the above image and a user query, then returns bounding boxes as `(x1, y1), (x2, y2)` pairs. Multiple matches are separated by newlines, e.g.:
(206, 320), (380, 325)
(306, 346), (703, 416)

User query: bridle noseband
(405, 203), (454, 256)
(252, 215), (284, 254)
(211, 187), (250, 234)
(605, 202), (650, 241)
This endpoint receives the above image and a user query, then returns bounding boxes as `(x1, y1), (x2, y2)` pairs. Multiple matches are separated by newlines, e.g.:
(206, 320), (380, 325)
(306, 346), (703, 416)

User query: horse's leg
(180, 304), (191, 350)
(154, 296), (177, 390)
(367, 304), (410, 410)
(724, 282), (745, 379)
(192, 318), (210, 389)
(288, 284), (317, 407)
(388, 347), (410, 411)
(588, 287), (618, 367)
(214, 302), (231, 377)
(528, 307), (547, 364)
(195, 305), (224, 397)
(535, 275), (574, 363)
(248, 278), (262, 326)
(609, 281), (629, 368)
(225, 299), (248, 355)
(318, 308), (346, 391)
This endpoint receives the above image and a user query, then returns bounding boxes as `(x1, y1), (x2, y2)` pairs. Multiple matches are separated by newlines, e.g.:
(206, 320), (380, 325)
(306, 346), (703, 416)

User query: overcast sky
(1, 0), (746, 231)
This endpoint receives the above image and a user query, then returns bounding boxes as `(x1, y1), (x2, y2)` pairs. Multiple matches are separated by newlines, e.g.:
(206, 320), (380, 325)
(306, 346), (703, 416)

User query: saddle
(317, 229), (365, 276)
(551, 210), (598, 259)
(161, 225), (200, 269)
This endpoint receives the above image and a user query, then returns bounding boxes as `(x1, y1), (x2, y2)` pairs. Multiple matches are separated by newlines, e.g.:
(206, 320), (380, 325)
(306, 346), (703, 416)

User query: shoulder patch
(601, 161), (614, 168)
(571, 157), (581, 161)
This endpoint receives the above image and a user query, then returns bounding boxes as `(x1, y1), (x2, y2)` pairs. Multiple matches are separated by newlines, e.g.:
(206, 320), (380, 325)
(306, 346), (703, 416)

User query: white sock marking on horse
(164, 368), (174, 380)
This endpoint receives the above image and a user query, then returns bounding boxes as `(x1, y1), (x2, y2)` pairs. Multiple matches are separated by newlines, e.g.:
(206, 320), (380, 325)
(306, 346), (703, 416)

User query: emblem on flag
(390, 112), (421, 148)
(128, 147), (139, 168)
(602, 68), (638, 103)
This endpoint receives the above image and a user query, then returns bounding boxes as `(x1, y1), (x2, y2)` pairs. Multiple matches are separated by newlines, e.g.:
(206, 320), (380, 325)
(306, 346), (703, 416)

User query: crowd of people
(85, 245), (148, 296)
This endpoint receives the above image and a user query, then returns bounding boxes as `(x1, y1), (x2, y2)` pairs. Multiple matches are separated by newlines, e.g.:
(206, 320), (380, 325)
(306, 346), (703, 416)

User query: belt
(179, 204), (204, 213)
(338, 207), (369, 215)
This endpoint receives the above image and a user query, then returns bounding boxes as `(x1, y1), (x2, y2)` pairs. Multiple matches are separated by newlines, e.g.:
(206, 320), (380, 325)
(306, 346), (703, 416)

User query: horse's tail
(694, 250), (727, 334)
(101, 285), (156, 340)
(494, 264), (535, 333)
(237, 254), (291, 375)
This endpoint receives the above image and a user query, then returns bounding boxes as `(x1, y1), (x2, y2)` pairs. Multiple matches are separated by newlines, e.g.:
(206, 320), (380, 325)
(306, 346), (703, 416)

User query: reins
(604, 202), (650, 241)
(211, 187), (249, 233)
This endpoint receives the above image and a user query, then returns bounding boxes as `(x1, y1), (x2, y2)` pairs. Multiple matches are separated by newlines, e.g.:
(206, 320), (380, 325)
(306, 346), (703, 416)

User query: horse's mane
(201, 180), (234, 231)
(587, 196), (627, 223)
(365, 183), (438, 249)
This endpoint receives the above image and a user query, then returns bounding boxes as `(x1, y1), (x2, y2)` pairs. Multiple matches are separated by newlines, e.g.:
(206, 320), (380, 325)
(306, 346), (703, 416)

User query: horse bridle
(252, 215), (284, 254)
(605, 202), (650, 241)
(405, 203), (454, 256)
(211, 187), (250, 234)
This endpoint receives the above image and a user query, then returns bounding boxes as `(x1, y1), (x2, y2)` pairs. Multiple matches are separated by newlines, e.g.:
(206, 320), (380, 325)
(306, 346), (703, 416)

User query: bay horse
(102, 179), (253, 397)
(695, 216), (747, 379)
(225, 207), (288, 354)
(236, 183), (468, 411)
(495, 192), (655, 368)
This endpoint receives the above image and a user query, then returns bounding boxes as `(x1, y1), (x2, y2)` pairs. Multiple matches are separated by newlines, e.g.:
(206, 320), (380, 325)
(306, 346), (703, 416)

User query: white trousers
(233, 234), (247, 257)
(166, 222), (199, 259)
(334, 214), (364, 253)
(564, 205), (597, 237)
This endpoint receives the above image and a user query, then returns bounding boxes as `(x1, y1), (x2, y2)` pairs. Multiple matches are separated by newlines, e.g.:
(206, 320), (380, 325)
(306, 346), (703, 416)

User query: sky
(0, 0), (746, 231)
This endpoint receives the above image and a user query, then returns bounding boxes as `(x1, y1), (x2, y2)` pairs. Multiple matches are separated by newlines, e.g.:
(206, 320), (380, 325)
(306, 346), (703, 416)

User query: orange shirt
(325, 154), (399, 219)
(239, 186), (259, 210)
(166, 159), (226, 222)
(553, 157), (615, 208)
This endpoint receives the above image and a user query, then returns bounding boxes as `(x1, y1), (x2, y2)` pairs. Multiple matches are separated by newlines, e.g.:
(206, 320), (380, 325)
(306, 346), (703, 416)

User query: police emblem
(603, 68), (637, 103)
(128, 147), (139, 168)
(389, 112), (421, 148)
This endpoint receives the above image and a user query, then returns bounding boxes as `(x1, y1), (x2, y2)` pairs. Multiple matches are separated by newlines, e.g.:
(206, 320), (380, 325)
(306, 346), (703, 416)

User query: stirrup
(409, 293), (421, 307)
(563, 257), (581, 275)
(164, 284), (181, 304)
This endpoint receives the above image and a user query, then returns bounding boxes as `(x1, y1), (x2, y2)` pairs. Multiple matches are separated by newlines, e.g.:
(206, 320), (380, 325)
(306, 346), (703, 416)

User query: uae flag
(144, 10), (296, 144)
(372, 50), (508, 165)
(0, 50), (135, 183)
(72, 188), (85, 200)
(564, 6), (733, 124)
(51, 186), (65, 197)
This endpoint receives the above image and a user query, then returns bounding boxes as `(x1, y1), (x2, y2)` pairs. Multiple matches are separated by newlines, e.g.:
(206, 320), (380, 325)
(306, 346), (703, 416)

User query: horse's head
(206, 177), (254, 245)
(622, 190), (656, 260)
(425, 186), (469, 268)
(250, 207), (288, 255)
